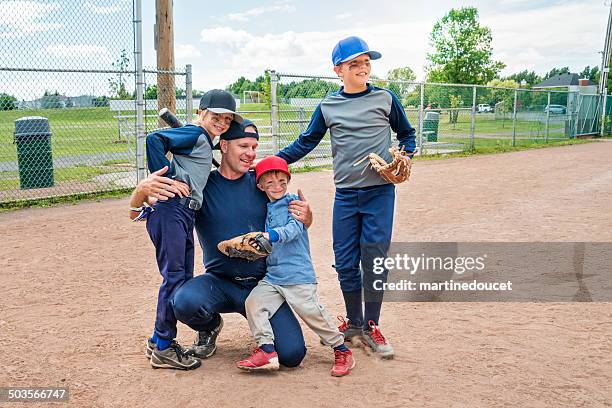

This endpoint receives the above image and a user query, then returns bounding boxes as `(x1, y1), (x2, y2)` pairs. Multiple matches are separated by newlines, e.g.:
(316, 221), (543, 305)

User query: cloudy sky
(143, 0), (610, 90)
(1, 0), (610, 98)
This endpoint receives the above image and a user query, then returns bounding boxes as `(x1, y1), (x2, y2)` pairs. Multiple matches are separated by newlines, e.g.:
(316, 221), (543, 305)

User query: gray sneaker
(187, 316), (224, 359)
(362, 320), (394, 359)
(150, 341), (201, 370)
(321, 316), (362, 345)
(338, 317), (363, 341)
(145, 338), (156, 359)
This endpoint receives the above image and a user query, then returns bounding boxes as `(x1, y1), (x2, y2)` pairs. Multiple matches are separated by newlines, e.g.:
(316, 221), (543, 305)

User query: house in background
(533, 73), (597, 94)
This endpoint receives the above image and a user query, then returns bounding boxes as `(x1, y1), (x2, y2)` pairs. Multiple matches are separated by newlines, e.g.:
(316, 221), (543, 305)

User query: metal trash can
(14, 116), (54, 189)
(422, 111), (440, 142)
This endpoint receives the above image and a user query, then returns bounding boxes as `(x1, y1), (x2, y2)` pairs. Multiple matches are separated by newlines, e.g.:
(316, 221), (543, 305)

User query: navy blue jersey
(146, 124), (214, 207)
(195, 170), (269, 280)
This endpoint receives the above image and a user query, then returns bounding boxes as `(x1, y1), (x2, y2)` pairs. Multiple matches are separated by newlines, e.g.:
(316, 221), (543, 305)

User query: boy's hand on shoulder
(288, 189), (313, 228)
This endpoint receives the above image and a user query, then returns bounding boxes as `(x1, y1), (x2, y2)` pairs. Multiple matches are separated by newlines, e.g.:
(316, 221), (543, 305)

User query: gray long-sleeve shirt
(277, 84), (416, 189)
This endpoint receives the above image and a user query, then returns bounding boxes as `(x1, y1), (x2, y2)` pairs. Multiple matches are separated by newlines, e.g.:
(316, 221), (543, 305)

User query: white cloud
(335, 13), (353, 20)
(44, 44), (110, 60)
(227, 3), (296, 22)
(83, 2), (122, 14)
(482, 1), (606, 75)
(196, 22), (430, 90)
(0, 1), (62, 37)
(185, 0), (607, 91)
(176, 43), (202, 59)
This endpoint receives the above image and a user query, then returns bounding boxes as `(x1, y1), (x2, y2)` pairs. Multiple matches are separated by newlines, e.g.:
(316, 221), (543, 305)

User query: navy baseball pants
(146, 197), (196, 342)
(333, 183), (395, 328)
(171, 272), (307, 367)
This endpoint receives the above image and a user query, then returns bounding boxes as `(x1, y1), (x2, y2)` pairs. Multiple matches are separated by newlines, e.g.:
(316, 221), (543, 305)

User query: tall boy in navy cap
(130, 89), (242, 370)
(277, 36), (416, 359)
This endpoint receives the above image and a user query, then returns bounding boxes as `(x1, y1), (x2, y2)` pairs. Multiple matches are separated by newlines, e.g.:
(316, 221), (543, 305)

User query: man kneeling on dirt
(129, 120), (311, 368)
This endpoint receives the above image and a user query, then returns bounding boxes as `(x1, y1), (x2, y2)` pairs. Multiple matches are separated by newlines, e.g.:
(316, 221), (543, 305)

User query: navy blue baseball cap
(213, 119), (258, 150)
(331, 36), (381, 66)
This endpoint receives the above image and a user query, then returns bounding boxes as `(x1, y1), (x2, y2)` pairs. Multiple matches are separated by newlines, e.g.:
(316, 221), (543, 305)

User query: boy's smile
(257, 172), (289, 201)
(334, 54), (371, 93)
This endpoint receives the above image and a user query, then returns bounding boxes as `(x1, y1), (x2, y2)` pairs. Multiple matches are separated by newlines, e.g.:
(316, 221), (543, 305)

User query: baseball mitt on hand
(217, 232), (272, 261)
(354, 146), (412, 184)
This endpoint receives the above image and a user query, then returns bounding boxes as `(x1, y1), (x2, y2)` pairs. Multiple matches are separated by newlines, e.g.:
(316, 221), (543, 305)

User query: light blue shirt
(263, 193), (316, 285)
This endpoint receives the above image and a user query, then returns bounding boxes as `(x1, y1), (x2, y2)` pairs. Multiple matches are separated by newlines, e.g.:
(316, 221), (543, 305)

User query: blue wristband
(268, 229), (280, 242)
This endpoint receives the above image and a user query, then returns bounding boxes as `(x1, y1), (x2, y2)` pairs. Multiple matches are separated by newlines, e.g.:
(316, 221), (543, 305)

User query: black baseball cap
(213, 119), (259, 150)
(199, 89), (243, 123)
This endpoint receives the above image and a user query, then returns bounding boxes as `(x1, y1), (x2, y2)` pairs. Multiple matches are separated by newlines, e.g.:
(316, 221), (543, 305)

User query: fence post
(133, 0), (146, 183)
(299, 107), (305, 134)
(470, 85), (476, 151)
(418, 83), (424, 154)
(185, 64), (193, 124)
(601, 93), (608, 136)
(545, 92), (551, 143)
(270, 70), (279, 154)
(512, 89), (518, 147)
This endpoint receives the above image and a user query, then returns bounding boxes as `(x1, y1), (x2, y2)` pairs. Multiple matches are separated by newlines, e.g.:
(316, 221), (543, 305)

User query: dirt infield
(2, 141), (611, 407)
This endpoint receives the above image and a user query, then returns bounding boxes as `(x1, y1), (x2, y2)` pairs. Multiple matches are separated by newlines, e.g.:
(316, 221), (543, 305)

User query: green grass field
(0, 102), (601, 204)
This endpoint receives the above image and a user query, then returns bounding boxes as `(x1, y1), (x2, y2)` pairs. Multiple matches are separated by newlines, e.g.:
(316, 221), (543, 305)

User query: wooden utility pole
(155, 0), (175, 126)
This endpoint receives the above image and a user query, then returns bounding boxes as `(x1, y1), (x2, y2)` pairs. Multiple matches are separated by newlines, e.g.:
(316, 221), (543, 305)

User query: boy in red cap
(235, 156), (354, 377)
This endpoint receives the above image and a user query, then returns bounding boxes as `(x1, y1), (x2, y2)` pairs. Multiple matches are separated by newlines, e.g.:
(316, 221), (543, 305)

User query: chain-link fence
(3, 0), (611, 206)
(0, 1), (193, 204)
(267, 72), (611, 168)
(0, 0), (137, 203)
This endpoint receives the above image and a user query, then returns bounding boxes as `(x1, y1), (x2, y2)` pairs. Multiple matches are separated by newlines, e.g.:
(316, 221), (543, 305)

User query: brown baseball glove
(217, 232), (272, 261)
(354, 146), (412, 184)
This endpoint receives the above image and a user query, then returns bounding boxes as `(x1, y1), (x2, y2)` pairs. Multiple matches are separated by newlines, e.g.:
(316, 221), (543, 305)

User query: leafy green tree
(543, 67), (570, 80)
(277, 79), (338, 99)
(0, 93), (17, 110)
(486, 79), (518, 127)
(426, 7), (504, 84)
(385, 66), (417, 101)
(144, 85), (157, 99)
(505, 70), (542, 87)
(93, 96), (109, 107)
(108, 49), (131, 99)
(263, 71), (271, 107)
(226, 76), (266, 97)
(448, 94), (463, 125)
(579, 66), (599, 83)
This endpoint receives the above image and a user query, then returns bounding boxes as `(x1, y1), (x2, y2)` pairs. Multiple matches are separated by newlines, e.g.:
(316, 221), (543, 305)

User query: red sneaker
(237, 347), (279, 371)
(331, 349), (355, 377)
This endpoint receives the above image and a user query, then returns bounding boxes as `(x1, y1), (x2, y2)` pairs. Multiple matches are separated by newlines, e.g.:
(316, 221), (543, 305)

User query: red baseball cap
(255, 156), (291, 182)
